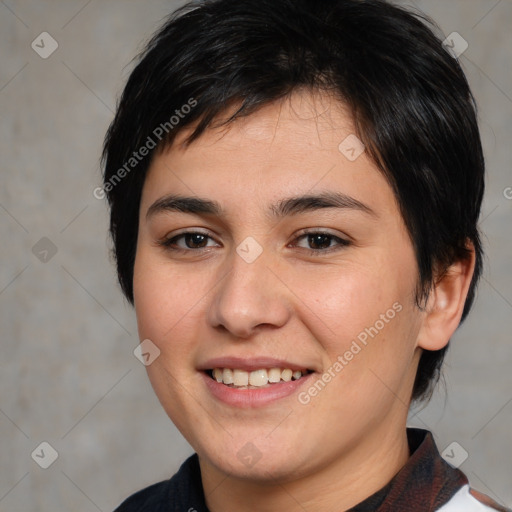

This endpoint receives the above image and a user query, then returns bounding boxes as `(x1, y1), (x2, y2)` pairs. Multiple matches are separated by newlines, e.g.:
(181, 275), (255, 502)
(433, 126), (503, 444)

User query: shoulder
(113, 479), (172, 512)
(436, 484), (511, 512)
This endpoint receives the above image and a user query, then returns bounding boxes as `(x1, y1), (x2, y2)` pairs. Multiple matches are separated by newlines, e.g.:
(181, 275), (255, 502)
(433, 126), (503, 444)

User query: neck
(200, 424), (410, 512)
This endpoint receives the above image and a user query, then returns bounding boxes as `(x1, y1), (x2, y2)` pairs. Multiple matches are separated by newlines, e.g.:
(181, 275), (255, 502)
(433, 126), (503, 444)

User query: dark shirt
(114, 428), (510, 512)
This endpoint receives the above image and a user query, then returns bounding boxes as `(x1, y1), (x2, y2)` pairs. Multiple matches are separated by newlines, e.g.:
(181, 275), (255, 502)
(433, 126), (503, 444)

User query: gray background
(1, 0), (511, 510)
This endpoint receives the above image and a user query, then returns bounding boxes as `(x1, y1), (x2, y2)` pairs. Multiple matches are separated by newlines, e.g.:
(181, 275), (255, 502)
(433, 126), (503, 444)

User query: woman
(101, 0), (509, 510)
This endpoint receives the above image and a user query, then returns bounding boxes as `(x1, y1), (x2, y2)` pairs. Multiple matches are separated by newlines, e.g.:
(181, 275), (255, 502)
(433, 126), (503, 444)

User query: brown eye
(307, 234), (333, 250)
(159, 231), (219, 251)
(182, 233), (208, 248)
(291, 231), (351, 255)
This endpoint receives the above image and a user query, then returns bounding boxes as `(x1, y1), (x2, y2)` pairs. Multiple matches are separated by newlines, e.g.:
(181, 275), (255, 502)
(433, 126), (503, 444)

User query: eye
(291, 230), (350, 254)
(157, 229), (350, 255)
(158, 231), (220, 252)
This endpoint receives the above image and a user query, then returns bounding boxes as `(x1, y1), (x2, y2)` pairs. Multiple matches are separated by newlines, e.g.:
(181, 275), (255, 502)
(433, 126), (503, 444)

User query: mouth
(198, 357), (317, 407)
(205, 367), (314, 390)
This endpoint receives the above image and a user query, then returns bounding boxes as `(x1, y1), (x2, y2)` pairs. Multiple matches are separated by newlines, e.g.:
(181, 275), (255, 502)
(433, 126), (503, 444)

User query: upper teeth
(212, 368), (306, 387)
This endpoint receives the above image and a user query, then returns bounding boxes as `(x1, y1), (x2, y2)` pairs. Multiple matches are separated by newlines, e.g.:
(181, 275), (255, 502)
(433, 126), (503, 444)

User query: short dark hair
(102, 0), (485, 402)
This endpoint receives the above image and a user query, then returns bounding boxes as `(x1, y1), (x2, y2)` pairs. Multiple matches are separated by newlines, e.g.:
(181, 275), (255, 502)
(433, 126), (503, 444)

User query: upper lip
(197, 356), (315, 373)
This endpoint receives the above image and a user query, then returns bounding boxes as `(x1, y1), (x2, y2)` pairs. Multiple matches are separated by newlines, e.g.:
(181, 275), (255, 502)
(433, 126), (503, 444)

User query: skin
(133, 91), (475, 512)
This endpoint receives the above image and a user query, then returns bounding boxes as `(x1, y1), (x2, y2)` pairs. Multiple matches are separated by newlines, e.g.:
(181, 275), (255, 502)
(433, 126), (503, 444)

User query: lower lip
(201, 372), (314, 408)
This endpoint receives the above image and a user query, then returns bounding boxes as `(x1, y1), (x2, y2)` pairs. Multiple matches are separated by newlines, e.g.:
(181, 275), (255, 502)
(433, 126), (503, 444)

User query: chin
(196, 432), (316, 484)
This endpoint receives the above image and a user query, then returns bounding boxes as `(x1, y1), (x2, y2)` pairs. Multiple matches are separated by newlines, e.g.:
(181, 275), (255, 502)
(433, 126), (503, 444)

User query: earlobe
(417, 244), (476, 352)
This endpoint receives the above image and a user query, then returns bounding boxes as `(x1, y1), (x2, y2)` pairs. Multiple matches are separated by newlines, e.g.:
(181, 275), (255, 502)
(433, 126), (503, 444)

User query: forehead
(141, 91), (398, 221)
(172, 91), (354, 156)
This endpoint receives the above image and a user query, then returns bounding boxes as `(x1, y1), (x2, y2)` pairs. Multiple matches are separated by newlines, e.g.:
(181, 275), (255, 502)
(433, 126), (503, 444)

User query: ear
(417, 243), (476, 351)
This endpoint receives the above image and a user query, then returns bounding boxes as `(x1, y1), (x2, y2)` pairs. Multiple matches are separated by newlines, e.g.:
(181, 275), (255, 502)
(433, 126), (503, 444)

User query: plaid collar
(348, 428), (467, 511)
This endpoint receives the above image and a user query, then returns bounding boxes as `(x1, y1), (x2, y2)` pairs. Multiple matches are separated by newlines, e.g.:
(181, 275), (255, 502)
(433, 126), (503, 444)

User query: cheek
(287, 261), (400, 348)
(132, 247), (205, 353)
(288, 255), (419, 392)
(132, 250), (208, 421)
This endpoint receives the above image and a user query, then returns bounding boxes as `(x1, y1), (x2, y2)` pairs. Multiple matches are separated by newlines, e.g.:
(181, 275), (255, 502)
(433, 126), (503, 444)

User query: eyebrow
(146, 191), (377, 220)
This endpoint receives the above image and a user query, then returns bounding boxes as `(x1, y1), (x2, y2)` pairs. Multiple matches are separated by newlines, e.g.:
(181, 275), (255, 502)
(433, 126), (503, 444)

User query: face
(133, 91), (425, 483)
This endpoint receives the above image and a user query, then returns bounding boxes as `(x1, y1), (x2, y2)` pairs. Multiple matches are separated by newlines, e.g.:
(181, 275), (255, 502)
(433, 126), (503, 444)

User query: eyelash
(157, 230), (351, 256)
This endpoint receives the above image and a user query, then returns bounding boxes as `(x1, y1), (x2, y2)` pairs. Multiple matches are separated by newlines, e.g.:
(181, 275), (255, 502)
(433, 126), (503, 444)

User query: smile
(208, 367), (312, 389)
(199, 357), (316, 407)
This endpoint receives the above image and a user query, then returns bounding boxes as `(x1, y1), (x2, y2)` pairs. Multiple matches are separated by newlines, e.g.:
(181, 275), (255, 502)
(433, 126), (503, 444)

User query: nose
(207, 247), (292, 339)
